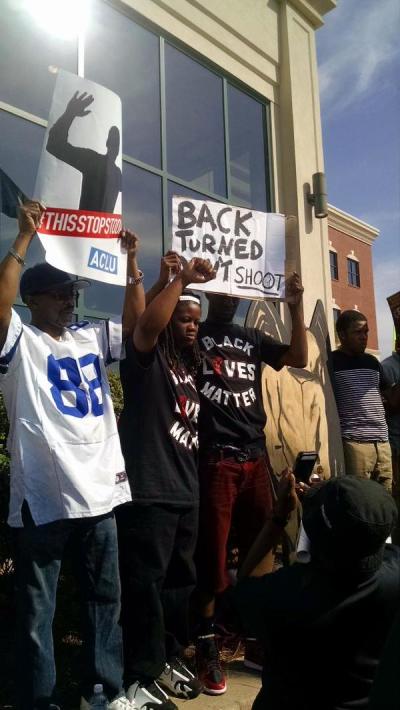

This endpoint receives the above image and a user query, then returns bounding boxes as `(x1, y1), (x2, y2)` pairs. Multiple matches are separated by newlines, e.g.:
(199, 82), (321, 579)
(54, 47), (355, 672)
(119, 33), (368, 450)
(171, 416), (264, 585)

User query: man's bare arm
(239, 471), (298, 578)
(278, 272), (308, 369)
(120, 230), (146, 341)
(0, 201), (45, 351)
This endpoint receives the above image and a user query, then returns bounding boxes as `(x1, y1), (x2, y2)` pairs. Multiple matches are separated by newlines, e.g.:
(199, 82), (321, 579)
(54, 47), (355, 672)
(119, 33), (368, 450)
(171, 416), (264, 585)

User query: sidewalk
(175, 661), (261, 710)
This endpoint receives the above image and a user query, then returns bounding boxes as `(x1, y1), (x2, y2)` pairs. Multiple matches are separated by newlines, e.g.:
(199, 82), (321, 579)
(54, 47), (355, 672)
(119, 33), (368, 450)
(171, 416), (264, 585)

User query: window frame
(329, 250), (338, 280)
(347, 258), (360, 287)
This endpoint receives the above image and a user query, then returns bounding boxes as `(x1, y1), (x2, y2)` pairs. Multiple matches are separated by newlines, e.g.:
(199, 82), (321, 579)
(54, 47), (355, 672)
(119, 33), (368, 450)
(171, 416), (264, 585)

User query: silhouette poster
(35, 70), (126, 285)
(172, 197), (285, 299)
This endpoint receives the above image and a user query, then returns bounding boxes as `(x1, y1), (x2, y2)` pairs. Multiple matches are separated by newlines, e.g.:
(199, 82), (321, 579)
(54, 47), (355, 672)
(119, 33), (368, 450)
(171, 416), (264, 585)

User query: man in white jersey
(0, 202), (142, 710)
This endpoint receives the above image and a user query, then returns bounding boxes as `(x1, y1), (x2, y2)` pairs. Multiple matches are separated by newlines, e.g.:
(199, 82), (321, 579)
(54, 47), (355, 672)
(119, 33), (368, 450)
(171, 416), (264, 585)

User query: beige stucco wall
(119, 0), (336, 336)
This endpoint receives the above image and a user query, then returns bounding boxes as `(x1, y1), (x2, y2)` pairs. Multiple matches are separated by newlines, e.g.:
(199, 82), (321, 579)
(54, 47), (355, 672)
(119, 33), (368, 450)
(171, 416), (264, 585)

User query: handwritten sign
(34, 70), (126, 285)
(172, 197), (285, 299)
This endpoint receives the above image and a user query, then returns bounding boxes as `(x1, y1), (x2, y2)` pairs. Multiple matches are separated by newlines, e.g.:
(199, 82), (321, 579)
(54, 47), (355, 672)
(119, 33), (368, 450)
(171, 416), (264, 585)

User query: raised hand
(119, 229), (139, 259)
(181, 258), (216, 286)
(17, 201), (45, 239)
(159, 251), (181, 285)
(285, 271), (304, 306)
(66, 91), (94, 118)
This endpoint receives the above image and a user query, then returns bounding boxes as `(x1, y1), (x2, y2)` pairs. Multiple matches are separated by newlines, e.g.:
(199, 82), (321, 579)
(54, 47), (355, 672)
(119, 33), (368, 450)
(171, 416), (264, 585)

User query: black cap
(302, 476), (397, 573)
(20, 263), (91, 303)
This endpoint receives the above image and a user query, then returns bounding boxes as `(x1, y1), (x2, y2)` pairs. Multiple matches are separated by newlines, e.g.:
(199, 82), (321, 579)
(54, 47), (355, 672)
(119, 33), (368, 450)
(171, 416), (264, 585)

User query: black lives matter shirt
(119, 340), (200, 505)
(197, 322), (288, 449)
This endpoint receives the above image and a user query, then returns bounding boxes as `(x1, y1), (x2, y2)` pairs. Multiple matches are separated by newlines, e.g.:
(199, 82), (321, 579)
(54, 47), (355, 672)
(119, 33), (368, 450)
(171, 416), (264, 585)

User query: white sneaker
(158, 658), (203, 699)
(126, 680), (177, 709)
(80, 694), (137, 709)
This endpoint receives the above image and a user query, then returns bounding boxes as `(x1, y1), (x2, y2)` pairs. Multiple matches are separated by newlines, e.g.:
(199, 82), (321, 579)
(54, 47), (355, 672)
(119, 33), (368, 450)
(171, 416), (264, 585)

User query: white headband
(179, 294), (201, 305)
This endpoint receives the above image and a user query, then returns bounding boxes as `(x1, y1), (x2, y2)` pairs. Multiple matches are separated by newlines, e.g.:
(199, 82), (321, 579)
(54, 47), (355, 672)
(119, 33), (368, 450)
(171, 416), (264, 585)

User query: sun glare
(23, 0), (91, 40)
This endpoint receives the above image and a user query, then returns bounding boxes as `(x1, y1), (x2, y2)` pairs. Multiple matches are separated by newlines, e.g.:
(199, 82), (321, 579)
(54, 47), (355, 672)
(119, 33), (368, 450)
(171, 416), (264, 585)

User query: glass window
(85, 1), (161, 168)
(329, 251), (338, 280)
(0, 5), (77, 119)
(347, 258), (360, 287)
(0, 111), (46, 266)
(83, 163), (162, 315)
(228, 85), (268, 211)
(165, 44), (226, 196)
(167, 181), (217, 237)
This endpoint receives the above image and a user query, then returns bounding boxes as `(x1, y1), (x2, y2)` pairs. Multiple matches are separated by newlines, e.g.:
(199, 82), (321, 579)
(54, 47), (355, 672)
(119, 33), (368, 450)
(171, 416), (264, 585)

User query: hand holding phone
(293, 451), (318, 484)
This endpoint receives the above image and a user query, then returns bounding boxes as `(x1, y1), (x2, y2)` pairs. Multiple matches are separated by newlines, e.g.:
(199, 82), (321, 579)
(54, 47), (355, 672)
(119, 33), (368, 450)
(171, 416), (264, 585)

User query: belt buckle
(236, 450), (249, 463)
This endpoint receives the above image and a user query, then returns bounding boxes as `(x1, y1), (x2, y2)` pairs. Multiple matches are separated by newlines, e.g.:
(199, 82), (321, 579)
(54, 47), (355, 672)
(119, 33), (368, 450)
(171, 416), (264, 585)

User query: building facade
(0, 0), (336, 330)
(328, 204), (379, 354)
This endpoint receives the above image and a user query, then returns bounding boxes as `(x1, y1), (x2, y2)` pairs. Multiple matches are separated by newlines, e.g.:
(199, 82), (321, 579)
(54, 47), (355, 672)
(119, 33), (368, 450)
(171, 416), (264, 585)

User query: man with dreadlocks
(117, 255), (215, 710)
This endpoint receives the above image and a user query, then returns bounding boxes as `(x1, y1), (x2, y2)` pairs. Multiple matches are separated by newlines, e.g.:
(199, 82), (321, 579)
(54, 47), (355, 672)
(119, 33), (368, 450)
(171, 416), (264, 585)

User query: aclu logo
(88, 247), (118, 274)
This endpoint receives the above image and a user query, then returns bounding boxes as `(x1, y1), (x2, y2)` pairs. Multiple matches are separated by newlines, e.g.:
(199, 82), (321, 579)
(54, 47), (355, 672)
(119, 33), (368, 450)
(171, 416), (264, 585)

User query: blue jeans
(12, 503), (124, 709)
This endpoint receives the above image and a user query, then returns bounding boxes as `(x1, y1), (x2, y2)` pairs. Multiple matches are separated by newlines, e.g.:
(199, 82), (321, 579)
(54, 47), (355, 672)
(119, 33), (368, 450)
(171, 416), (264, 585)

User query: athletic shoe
(243, 637), (264, 672)
(80, 693), (137, 709)
(126, 680), (177, 710)
(196, 635), (227, 695)
(158, 657), (203, 699)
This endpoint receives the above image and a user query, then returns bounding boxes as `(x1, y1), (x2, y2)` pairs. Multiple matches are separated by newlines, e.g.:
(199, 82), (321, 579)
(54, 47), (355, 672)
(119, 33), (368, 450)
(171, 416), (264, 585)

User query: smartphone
(294, 451), (318, 483)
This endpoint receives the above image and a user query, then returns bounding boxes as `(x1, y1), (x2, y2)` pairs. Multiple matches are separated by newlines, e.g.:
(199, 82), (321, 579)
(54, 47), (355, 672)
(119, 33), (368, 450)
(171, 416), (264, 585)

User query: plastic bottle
(87, 683), (108, 708)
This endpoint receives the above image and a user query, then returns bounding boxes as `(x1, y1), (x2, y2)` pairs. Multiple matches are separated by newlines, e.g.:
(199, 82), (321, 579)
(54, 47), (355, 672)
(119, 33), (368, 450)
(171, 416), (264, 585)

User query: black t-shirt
(329, 350), (389, 442)
(197, 321), (288, 449)
(119, 340), (200, 505)
(235, 546), (400, 710)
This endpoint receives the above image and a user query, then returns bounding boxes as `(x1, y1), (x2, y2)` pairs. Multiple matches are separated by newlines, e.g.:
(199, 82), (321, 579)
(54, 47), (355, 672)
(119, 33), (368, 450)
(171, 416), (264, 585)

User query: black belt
(206, 444), (266, 463)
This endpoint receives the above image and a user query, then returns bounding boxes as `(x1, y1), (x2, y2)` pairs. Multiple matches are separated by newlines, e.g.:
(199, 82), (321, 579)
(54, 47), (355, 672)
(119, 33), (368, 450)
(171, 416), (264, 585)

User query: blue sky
(316, 0), (400, 357)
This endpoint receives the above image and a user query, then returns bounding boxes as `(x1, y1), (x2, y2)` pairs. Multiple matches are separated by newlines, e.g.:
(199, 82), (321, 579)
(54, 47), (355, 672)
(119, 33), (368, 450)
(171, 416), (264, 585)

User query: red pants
(196, 450), (274, 595)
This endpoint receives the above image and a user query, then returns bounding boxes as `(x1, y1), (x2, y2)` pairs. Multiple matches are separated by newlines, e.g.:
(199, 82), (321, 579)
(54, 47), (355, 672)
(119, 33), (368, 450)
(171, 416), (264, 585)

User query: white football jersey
(0, 309), (131, 526)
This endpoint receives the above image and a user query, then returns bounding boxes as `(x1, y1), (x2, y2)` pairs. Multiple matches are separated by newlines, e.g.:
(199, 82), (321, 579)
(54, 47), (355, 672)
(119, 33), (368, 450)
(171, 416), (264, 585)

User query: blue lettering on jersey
(47, 354), (104, 418)
(88, 247), (118, 274)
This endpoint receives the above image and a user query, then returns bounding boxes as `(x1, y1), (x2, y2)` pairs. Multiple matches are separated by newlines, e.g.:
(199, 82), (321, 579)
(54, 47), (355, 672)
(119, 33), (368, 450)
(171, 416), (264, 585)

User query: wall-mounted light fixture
(307, 172), (328, 219)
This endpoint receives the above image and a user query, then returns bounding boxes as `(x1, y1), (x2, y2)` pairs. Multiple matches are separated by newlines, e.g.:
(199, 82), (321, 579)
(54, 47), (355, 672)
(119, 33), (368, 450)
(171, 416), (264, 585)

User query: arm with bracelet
(0, 200), (45, 351)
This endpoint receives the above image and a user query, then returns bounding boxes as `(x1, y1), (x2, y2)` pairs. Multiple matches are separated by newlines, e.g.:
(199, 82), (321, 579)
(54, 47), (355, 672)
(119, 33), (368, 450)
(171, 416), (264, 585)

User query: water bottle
(88, 683), (108, 708)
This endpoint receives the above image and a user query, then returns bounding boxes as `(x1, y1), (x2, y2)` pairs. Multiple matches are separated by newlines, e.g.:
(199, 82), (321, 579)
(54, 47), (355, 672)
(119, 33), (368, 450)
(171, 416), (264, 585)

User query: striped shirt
(329, 350), (389, 442)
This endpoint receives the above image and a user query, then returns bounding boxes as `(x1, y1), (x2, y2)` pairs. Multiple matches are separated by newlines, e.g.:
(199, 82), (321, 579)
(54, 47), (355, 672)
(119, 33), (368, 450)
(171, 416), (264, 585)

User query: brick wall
(329, 226), (379, 352)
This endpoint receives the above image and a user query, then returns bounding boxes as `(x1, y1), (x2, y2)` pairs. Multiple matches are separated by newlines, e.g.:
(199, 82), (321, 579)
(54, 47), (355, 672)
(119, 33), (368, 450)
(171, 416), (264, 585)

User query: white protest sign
(172, 197), (285, 299)
(34, 70), (126, 285)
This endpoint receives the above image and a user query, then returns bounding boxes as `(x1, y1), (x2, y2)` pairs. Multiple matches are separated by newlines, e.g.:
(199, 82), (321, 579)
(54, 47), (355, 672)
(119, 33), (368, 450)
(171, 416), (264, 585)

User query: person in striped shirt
(329, 310), (400, 491)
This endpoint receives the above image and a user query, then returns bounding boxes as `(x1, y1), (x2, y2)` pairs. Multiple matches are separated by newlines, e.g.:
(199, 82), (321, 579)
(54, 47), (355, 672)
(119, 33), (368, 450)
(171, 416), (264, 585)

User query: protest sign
(34, 70), (126, 285)
(387, 291), (400, 338)
(172, 197), (285, 299)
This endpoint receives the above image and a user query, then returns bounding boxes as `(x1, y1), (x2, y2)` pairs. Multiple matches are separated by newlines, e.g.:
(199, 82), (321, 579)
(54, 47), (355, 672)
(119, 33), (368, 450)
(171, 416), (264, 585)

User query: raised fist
(181, 258), (216, 287)
(18, 200), (45, 238)
(119, 229), (139, 258)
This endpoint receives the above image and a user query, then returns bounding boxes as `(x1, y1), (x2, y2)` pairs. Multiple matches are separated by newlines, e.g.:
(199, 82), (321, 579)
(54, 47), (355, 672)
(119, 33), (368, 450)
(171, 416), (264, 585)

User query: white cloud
(317, 0), (400, 113)
(373, 258), (399, 359)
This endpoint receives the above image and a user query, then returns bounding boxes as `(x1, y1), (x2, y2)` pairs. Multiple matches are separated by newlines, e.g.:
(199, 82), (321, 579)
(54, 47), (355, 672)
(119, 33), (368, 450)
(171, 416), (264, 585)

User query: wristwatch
(128, 270), (143, 286)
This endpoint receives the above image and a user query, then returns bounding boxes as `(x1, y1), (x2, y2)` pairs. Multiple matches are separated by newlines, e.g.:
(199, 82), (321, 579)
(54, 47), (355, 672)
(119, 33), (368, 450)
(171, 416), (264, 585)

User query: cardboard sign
(34, 70), (126, 285)
(172, 197), (285, 299)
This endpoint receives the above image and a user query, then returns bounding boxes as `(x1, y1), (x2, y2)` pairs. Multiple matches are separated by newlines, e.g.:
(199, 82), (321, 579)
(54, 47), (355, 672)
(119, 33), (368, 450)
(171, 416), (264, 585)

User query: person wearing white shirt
(0, 201), (143, 710)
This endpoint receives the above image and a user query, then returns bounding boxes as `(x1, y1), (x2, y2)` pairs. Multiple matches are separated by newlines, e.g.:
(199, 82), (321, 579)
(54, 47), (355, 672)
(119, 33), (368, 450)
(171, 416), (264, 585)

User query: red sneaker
(196, 636), (227, 695)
